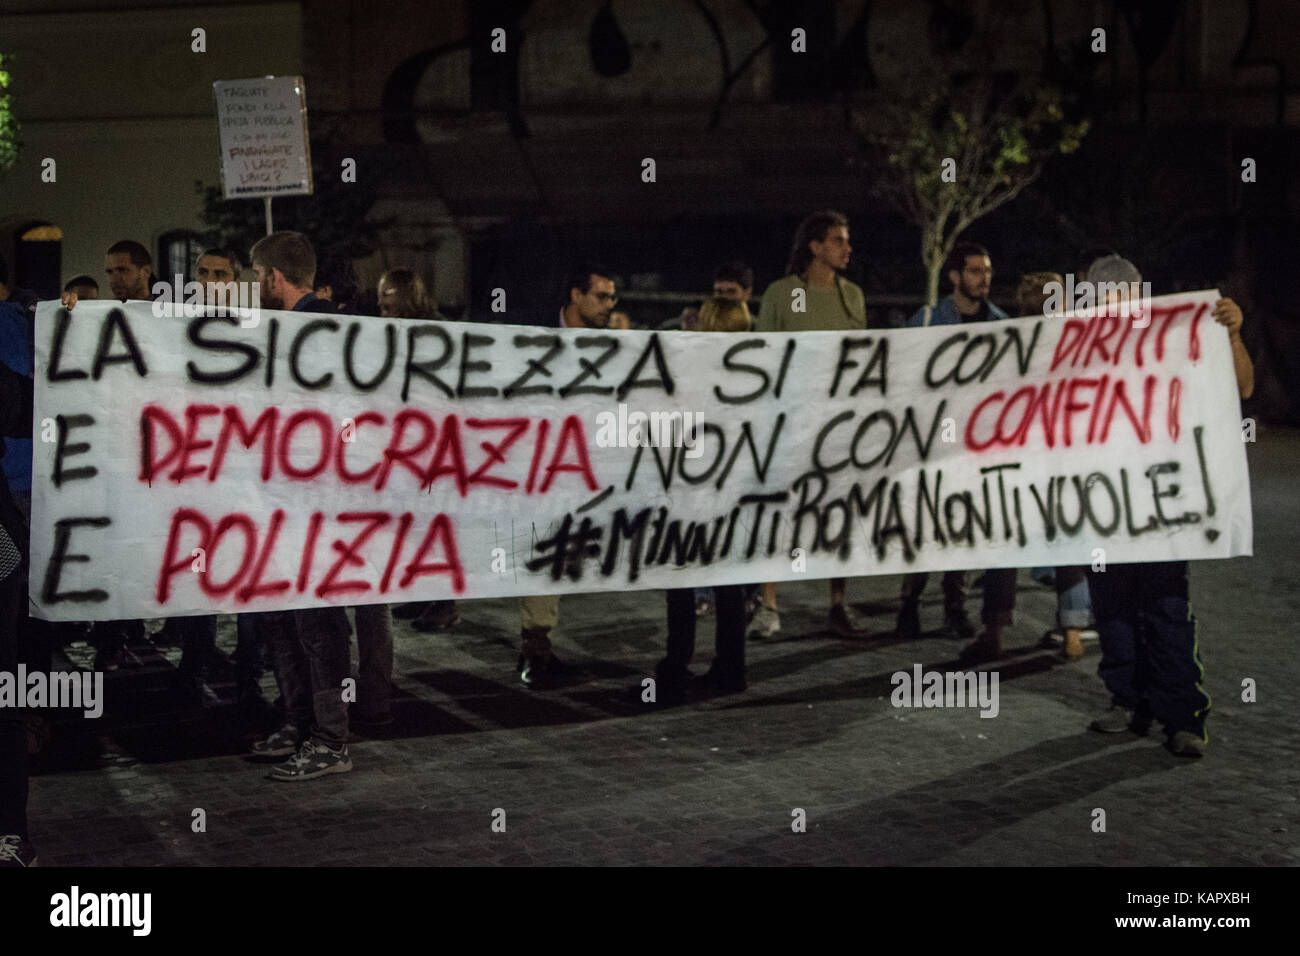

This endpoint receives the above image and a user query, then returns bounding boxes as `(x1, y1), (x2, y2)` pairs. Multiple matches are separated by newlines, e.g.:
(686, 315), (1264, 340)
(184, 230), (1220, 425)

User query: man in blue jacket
(897, 243), (1008, 646)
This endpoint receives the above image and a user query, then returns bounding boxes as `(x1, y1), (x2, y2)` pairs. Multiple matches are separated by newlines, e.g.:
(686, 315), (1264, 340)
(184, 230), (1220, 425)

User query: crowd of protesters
(0, 209), (1254, 865)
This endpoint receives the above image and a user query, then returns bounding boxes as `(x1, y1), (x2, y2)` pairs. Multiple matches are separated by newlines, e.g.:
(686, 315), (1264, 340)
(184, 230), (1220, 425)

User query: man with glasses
(561, 263), (618, 329)
(517, 264), (619, 686)
(898, 242), (1008, 652)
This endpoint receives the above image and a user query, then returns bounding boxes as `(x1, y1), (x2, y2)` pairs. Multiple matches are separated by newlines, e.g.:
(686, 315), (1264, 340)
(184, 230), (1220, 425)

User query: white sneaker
(748, 605), (781, 640)
(266, 740), (352, 781)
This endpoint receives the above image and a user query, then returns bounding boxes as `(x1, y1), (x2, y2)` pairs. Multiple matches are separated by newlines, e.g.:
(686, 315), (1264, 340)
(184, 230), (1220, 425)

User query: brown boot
(1062, 628), (1084, 660)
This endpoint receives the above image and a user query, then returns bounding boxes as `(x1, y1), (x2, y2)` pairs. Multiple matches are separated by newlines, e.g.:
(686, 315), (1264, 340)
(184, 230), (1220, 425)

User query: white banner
(28, 290), (1251, 621)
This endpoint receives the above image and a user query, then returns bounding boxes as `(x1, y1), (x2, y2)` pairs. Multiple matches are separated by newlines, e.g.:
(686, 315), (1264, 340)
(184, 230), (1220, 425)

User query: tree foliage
(0, 53), (21, 172)
(856, 72), (1090, 306)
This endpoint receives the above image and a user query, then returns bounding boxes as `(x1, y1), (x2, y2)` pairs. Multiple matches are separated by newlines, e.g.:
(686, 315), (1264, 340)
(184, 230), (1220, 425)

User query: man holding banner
(245, 231), (356, 780)
(755, 210), (871, 640)
(899, 242), (1009, 651)
(517, 263), (621, 687)
(1085, 256), (1254, 758)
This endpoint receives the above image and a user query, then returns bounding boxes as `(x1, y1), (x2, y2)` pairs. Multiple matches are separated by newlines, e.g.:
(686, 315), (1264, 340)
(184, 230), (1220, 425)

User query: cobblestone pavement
(24, 428), (1300, 866)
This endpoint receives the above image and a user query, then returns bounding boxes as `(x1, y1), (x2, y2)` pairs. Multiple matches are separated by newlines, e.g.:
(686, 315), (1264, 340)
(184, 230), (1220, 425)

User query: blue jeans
(1055, 566), (1092, 630)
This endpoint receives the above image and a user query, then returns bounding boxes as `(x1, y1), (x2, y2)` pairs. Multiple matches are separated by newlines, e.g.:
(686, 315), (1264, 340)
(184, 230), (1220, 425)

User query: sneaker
(941, 608), (976, 641)
(519, 651), (565, 688)
(896, 599), (921, 640)
(1089, 705), (1152, 736)
(0, 834), (37, 867)
(747, 604), (781, 640)
(1167, 730), (1207, 758)
(827, 603), (870, 639)
(250, 723), (304, 757)
(266, 740), (352, 781)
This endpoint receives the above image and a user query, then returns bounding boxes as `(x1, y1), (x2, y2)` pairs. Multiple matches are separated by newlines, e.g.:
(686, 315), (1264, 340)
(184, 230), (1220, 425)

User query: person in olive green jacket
(752, 210), (871, 641)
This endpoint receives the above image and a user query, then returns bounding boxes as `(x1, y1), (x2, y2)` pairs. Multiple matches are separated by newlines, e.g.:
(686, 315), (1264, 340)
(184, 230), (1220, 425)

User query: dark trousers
(1088, 561), (1209, 737)
(174, 615), (218, 678)
(233, 613), (265, 693)
(979, 569), (1018, 627)
(901, 571), (968, 612)
(0, 568), (28, 839)
(658, 585), (745, 688)
(265, 607), (352, 749)
(89, 618), (144, 651)
(353, 604), (393, 722)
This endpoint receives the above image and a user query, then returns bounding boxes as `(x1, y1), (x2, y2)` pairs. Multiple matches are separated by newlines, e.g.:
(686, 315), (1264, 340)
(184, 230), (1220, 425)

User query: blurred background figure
(679, 261), (753, 334)
(315, 253), (360, 314)
(195, 247), (241, 291)
(62, 275), (99, 301)
(378, 268), (461, 635)
(377, 267), (436, 320)
(684, 262), (756, 614)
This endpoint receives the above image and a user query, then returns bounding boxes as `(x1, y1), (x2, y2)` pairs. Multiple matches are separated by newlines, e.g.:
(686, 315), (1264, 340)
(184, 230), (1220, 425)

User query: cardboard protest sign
(213, 76), (312, 198)
(28, 290), (1250, 621)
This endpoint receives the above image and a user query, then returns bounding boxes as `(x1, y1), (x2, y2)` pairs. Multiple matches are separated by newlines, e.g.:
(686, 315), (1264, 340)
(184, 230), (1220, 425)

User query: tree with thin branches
(856, 72), (1089, 307)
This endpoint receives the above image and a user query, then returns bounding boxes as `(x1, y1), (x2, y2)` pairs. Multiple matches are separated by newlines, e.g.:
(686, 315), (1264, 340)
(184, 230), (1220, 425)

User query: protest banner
(28, 290), (1250, 622)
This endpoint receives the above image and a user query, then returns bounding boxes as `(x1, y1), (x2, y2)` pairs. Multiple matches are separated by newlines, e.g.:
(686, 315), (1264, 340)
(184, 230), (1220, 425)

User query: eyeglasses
(592, 291), (619, 303)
